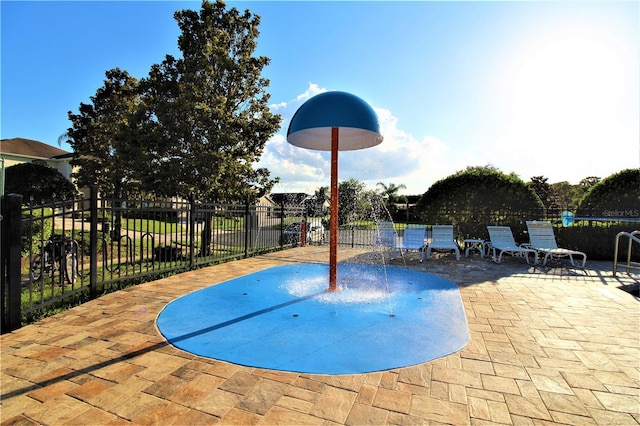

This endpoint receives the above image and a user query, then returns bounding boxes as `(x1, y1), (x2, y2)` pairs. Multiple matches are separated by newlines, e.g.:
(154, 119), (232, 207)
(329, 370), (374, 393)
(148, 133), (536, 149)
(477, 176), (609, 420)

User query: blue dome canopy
(287, 91), (383, 151)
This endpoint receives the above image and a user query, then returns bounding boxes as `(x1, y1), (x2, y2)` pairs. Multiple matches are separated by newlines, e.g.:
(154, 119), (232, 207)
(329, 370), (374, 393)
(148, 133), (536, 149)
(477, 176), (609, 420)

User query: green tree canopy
(577, 169), (640, 217)
(335, 178), (380, 225)
(376, 182), (406, 202)
(579, 176), (601, 189)
(309, 186), (329, 216)
(528, 176), (552, 208)
(65, 0), (280, 202)
(5, 162), (77, 204)
(415, 165), (543, 238)
(375, 181), (407, 220)
(67, 68), (146, 198)
(550, 181), (583, 208)
(337, 178), (366, 225)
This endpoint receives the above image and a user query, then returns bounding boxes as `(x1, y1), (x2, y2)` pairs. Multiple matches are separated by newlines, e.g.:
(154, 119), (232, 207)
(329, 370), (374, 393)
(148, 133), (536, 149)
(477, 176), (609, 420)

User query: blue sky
(2, 1), (638, 195)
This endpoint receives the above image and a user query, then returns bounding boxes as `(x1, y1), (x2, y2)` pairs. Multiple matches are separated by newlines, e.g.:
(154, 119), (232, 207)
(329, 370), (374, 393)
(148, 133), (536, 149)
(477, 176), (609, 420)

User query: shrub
(416, 166), (544, 240)
(557, 223), (639, 261)
(577, 169), (640, 218)
(6, 162), (77, 204)
(124, 209), (180, 223)
(21, 207), (53, 255)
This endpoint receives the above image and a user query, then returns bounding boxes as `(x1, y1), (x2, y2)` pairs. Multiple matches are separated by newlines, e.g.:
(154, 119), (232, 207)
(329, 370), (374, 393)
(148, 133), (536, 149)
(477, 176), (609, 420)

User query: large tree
(141, 0), (280, 202)
(528, 176), (552, 209)
(65, 1), (280, 203)
(67, 68), (147, 198)
(376, 181), (407, 220)
(376, 182), (406, 202)
(550, 181), (583, 208)
(335, 178), (380, 225)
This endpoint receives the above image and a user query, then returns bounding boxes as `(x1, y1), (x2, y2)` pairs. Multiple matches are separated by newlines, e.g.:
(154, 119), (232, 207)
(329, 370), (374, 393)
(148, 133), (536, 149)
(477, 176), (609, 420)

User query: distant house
(270, 193), (311, 206)
(270, 192), (329, 216)
(1, 138), (74, 193)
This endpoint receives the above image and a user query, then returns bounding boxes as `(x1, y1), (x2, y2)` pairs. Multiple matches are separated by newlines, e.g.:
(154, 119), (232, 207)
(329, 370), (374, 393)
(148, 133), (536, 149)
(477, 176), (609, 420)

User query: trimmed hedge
(556, 223), (639, 262)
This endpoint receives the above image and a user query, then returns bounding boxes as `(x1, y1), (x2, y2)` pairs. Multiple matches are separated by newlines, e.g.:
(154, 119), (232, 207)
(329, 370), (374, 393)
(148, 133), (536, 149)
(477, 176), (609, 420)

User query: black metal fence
(2, 188), (638, 333)
(1, 187), (307, 332)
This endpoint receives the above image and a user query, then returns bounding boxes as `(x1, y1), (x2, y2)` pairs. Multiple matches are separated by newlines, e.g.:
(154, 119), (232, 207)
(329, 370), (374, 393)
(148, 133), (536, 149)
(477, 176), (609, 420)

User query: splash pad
(157, 263), (469, 374)
(157, 92), (469, 374)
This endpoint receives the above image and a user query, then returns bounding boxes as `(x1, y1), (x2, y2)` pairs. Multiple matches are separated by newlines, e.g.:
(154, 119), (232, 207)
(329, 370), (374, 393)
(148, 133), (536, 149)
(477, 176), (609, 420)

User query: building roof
(1, 138), (70, 159)
(270, 192), (311, 205)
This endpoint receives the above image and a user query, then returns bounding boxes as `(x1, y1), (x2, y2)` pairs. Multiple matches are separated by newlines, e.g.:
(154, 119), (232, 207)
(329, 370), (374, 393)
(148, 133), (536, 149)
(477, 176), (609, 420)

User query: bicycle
(30, 234), (79, 284)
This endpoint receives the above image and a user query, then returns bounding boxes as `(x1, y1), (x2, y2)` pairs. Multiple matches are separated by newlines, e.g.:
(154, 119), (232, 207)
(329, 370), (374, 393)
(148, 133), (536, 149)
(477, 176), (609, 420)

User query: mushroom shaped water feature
(287, 91), (383, 291)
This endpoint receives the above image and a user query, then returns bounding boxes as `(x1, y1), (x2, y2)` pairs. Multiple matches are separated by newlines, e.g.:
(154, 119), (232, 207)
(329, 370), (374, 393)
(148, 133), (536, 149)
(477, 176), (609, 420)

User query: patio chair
(486, 226), (538, 265)
(373, 222), (397, 251)
(393, 224), (427, 262)
(525, 221), (586, 267)
(426, 225), (461, 261)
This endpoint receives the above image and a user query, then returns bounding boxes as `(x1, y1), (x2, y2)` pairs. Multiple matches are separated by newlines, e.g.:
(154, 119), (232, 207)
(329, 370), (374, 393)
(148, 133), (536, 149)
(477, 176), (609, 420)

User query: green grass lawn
(122, 218), (185, 233)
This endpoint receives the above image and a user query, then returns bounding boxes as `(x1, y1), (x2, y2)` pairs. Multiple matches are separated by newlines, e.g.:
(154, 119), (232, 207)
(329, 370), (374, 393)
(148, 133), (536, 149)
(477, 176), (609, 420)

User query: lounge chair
(486, 226), (538, 265)
(525, 221), (586, 267)
(426, 225), (461, 260)
(393, 224), (427, 262)
(373, 222), (397, 250)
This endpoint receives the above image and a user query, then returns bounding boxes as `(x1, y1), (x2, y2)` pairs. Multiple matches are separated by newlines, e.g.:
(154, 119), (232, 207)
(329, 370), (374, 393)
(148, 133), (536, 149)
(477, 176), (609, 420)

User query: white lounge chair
(486, 226), (538, 265)
(526, 221), (586, 267)
(373, 222), (397, 250)
(426, 225), (460, 260)
(394, 224), (427, 262)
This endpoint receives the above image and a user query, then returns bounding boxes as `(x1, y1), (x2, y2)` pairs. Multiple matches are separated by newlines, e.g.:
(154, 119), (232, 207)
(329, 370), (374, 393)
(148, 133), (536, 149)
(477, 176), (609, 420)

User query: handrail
(613, 230), (640, 276)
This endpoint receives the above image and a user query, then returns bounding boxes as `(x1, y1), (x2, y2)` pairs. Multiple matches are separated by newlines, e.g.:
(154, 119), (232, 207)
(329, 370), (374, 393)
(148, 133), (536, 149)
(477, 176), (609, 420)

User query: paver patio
(1, 247), (638, 425)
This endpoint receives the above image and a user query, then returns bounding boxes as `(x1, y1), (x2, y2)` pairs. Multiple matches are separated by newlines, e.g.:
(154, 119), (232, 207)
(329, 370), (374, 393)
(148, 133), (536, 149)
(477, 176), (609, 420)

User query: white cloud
(268, 82), (326, 116)
(257, 83), (466, 196)
(258, 78), (639, 196)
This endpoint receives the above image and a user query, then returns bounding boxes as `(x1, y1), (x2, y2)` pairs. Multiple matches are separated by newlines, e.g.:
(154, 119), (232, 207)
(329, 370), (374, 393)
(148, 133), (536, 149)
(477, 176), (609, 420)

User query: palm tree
(376, 182), (407, 220)
(376, 182), (406, 203)
(57, 131), (71, 147)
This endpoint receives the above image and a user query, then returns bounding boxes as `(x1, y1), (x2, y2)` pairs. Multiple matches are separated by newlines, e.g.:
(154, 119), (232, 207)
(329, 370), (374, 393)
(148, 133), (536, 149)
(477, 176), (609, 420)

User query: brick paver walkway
(2, 247), (638, 425)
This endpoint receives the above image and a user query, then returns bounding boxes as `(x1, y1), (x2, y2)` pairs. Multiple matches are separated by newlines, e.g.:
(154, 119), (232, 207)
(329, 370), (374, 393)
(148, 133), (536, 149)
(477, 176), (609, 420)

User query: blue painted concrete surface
(157, 264), (469, 375)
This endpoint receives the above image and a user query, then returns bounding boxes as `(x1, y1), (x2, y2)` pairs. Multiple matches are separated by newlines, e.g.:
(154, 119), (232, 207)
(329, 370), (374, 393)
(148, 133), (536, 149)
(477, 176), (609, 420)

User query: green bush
(416, 167), (544, 241)
(124, 209), (180, 222)
(5, 162), (77, 205)
(555, 223), (639, 261)
(21, 207), (53, 255)
(577, 169), (640, 218)
(67, 229), (110, 255)
(83, 211), (113, 224)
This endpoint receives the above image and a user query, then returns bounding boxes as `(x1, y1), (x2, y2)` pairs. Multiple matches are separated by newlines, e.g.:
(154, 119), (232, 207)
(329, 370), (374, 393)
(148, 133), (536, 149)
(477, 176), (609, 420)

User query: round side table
(463, 239), (485, 258)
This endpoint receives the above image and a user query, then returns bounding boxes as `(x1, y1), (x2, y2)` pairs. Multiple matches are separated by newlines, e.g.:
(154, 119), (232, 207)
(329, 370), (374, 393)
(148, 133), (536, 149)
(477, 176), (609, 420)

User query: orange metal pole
(329, 127), (339, 291)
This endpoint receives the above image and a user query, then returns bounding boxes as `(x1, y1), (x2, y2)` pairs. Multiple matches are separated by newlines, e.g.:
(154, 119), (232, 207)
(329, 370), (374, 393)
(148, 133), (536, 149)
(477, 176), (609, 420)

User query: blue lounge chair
(426, 225), (460, 261)
(394, 224), (427, 262)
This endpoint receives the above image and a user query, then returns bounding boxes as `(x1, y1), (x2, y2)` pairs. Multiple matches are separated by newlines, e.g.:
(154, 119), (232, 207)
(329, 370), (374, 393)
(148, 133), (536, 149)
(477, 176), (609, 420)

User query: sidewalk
(2, 247), (638, 425)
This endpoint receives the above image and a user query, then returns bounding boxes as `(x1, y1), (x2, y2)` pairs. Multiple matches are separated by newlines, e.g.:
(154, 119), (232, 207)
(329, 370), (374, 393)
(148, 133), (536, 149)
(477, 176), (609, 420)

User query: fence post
(244, 197), (251, 258)
(351, 224), (355, 248)
(280, 201), (285, 248)
(587, 203), (593, 255)
(189, 194), (196, 268)
(1, 193), (23, 333)
(89, 186), (98, 299)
